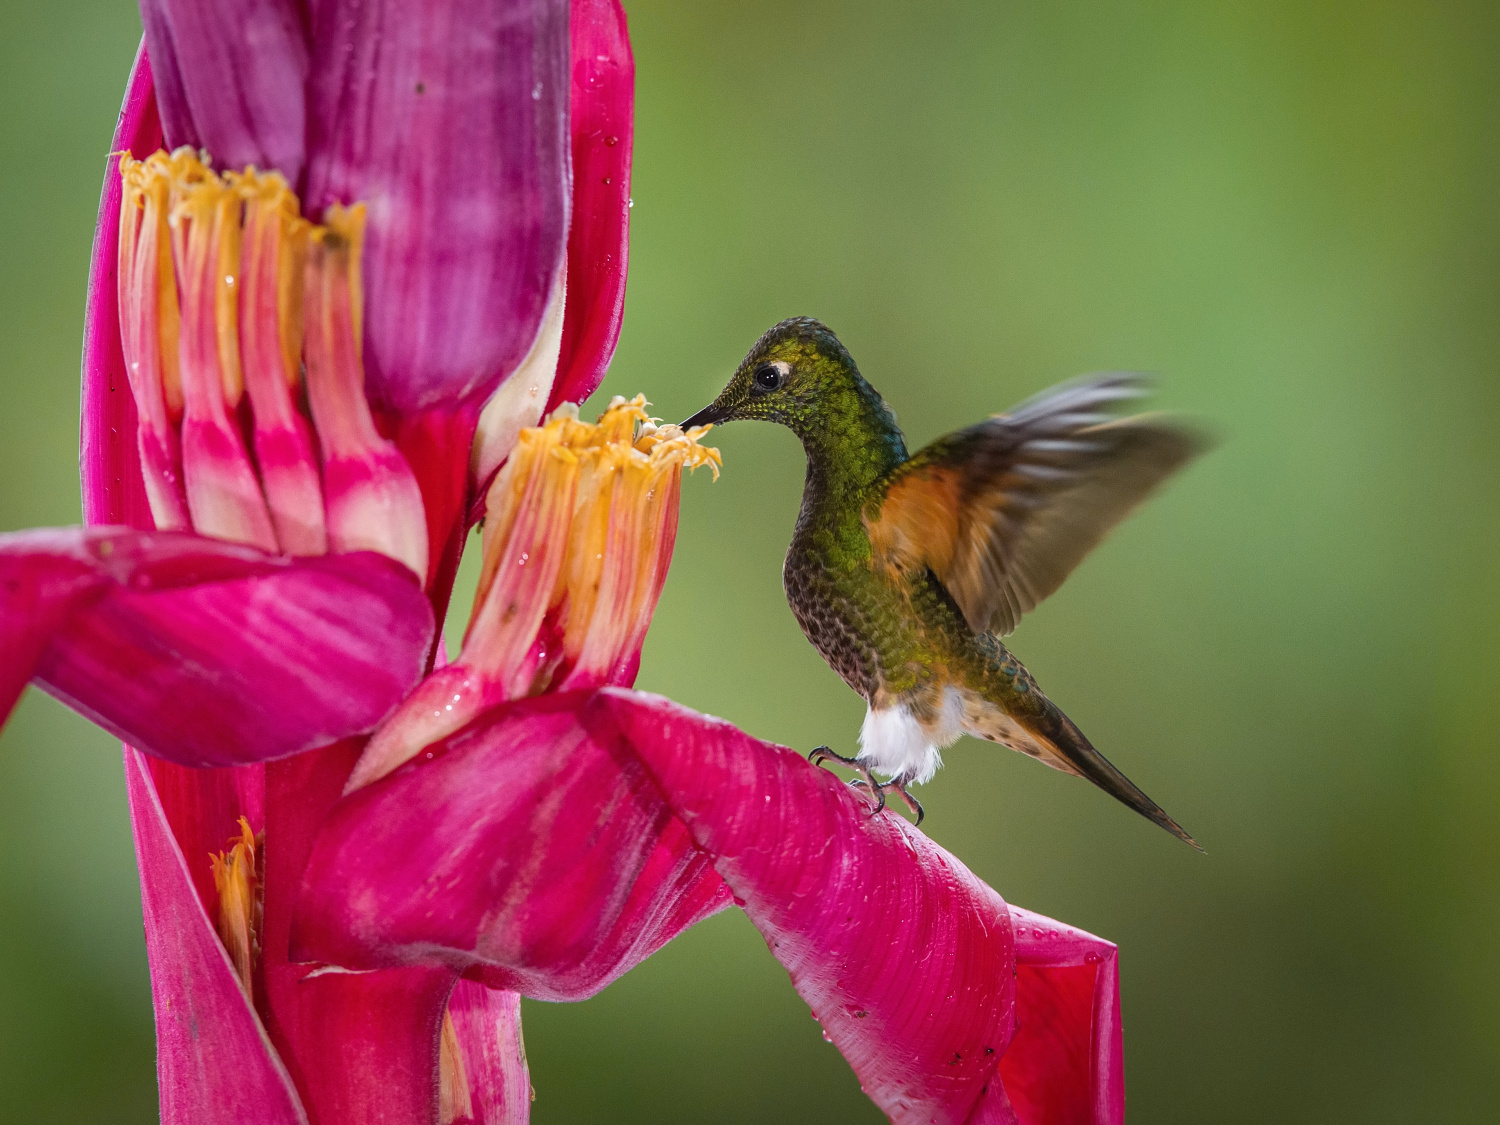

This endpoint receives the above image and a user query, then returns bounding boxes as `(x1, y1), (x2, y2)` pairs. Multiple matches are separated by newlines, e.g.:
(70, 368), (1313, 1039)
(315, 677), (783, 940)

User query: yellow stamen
(231, 169), (328, 555)
(468, 394), (719, 688)
(303, 201), (429, 577)
(119, 151), (187, 420)
(115, 148), (421, 571)
(151, 149), (245, 409)
(343, 396), (719, 791)
(324, 205), (365, 358)
(302, 205), (374, 457)
(121, 149), (279, 549)
(233, 168), (310, 392)
(210, 817), (261, 1002)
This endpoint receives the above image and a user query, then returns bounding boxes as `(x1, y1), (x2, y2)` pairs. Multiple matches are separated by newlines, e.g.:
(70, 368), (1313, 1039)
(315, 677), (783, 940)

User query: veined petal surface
(305, 0), (571, 413)
(446, 980), (532, 1125)
(591, 690), (1018, 1125)
(139, 0), (308, 180)
(298, 688), (1021, 1122)
(295, 690), (1121, 1124)
(0, 541), (101, 726)
(293, 693), (731, 1000)
(0, 527), (432, 767)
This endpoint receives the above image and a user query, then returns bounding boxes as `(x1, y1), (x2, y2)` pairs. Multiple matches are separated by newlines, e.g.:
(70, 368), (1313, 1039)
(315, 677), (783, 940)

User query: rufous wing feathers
(864, 372), (1207, 636)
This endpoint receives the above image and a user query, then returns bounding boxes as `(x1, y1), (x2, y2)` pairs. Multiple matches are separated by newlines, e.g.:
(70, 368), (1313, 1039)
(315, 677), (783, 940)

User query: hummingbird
(681, 317), (1206, 846)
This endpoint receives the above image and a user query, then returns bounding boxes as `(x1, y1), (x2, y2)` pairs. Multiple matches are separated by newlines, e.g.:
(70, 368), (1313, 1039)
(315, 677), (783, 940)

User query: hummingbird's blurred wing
(863, 373), (1207, 636)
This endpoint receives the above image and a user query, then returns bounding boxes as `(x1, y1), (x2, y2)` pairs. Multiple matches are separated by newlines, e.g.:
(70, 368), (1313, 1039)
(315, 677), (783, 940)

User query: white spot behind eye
(770, 360), (792, 377)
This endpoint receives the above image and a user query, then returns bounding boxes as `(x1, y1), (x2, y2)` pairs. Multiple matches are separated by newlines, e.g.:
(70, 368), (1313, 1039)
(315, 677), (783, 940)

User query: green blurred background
(3, 1), (1498, 1121)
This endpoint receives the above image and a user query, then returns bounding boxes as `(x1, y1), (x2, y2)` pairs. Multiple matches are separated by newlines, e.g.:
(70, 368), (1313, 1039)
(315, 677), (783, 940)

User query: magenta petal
(305, 0), (571, 414)
(549, 0), (633, 410)
(1, 527), (432, 767)
(125, 748), (308, 1124)
(998, 907), (1125, 1125)
(0, 544), (102, 729)
(139, 0), (309, 180)
(83, 43), (160, 532)
(293, 693), (730, 999)
(447, 981), (531, 1125)
(589, 690), (1018, 1125)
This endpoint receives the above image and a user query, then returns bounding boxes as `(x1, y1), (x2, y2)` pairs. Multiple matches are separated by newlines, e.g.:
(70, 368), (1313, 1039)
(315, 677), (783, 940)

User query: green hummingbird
(682, 317), (1206, 846)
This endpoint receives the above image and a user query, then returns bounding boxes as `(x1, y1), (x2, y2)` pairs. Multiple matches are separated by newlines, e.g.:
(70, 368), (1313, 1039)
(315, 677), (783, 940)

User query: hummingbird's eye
(752, 362), (788, 392)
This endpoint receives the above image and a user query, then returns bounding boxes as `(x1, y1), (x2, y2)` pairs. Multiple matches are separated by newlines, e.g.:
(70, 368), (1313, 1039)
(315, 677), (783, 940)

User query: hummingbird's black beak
(679, 402), (726, 430)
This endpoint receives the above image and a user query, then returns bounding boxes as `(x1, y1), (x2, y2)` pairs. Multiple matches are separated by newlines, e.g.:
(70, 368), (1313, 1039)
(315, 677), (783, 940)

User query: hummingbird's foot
(849, 774), (924, 827)
(809, 746), (888, 817)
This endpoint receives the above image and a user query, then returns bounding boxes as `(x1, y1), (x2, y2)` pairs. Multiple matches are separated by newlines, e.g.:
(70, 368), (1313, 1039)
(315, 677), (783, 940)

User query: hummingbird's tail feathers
(1043, 708), (1201, 851)
(962, 689), (1201, 850)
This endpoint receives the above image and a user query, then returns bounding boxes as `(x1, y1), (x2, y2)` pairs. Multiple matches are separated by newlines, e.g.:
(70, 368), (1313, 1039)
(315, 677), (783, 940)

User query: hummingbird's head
(680, 317), (867, 437)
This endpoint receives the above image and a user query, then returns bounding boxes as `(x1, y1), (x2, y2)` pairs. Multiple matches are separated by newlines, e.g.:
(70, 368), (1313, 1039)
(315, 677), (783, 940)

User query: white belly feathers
(857, 690), (968, 786)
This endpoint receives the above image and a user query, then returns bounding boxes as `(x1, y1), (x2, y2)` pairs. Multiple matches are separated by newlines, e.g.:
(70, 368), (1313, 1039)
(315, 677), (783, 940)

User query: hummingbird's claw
(889, 781), (925, 827)
(849, 774), (888, 817)
(851, 774), (923, 826)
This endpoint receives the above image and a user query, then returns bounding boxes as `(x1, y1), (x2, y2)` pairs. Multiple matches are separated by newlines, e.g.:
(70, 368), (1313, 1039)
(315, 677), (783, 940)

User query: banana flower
(0, 2), (1127, 1122)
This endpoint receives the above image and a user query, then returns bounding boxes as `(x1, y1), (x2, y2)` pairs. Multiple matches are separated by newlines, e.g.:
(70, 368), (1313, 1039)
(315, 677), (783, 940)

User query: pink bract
(293, 693), (733, 998)
(1, 527), (432, 768)
(551, 0), (634, 410)
(296, 688), (1125, 1125)
(139, 0), (308, 181)
(302, 0), (571, 414)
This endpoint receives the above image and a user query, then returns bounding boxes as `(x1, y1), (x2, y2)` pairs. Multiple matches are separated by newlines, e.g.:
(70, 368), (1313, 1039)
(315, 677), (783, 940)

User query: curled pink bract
(0, 527), (433, 768)
(293, 693), (732, 1000)
(299, 688), (1035, 1124)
